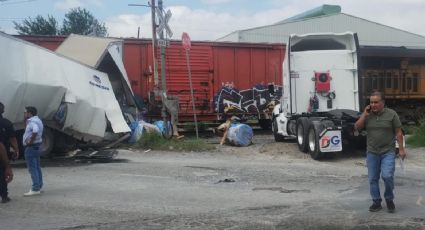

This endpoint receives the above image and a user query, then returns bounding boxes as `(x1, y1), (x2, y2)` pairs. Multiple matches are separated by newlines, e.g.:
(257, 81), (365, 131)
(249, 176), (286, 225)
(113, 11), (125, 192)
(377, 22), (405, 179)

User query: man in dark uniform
(1, 136), (13, 203)
(0, 102), (19, 160)
(0, 102), (19, 203)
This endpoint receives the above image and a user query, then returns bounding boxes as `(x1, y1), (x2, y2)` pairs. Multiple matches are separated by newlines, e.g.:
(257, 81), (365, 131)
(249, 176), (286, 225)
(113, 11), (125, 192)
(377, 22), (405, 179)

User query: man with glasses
(23, 106), (44, 196)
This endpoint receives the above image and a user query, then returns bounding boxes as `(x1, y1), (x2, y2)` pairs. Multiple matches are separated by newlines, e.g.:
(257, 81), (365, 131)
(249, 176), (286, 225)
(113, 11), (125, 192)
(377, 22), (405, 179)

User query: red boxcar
(17, 35), (285, 123)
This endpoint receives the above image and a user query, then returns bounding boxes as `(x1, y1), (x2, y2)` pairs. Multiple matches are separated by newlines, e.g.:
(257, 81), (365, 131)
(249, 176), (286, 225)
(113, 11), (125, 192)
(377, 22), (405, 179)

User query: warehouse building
(218, 5), (425, 123)
(217, 5), (425, 48)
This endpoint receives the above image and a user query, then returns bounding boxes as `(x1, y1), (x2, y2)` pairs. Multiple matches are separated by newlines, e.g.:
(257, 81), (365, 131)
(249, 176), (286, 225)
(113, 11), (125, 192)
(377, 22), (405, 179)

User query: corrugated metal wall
(163, 43), (213, 115)
(212, 44), (283, 91)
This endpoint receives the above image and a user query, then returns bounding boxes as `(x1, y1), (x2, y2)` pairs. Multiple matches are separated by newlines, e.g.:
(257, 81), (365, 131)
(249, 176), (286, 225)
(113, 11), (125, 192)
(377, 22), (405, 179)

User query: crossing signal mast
(129, 0), (174, 137)
(155, 0), (174, 135)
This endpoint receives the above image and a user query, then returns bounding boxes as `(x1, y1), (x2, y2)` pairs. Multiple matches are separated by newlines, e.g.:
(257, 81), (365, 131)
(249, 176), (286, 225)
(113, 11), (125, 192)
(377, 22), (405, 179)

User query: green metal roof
(277, 4), (341, 24)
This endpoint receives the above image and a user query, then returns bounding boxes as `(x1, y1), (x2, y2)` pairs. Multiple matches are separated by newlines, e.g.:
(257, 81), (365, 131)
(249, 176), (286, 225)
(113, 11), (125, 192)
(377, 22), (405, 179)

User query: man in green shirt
(355, 91), (406, 213)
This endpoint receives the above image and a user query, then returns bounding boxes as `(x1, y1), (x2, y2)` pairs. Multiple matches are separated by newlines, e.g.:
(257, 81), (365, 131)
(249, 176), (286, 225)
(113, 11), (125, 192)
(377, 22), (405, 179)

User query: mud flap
(319, 129), (342, 152)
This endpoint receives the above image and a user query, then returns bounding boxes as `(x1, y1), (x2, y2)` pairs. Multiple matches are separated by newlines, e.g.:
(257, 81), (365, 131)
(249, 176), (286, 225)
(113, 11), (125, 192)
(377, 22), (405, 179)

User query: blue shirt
(23, 116), (43, 146)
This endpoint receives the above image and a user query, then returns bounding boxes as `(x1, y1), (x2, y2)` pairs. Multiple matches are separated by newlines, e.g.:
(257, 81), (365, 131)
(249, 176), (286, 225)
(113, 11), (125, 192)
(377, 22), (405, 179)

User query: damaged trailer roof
(0, 32), (130, 139)
(55, 34), (135, 107)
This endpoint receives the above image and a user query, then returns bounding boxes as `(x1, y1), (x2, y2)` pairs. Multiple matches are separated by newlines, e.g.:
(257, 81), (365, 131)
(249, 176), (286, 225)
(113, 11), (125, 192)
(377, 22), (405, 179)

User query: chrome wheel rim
(297, 124), (303, 145)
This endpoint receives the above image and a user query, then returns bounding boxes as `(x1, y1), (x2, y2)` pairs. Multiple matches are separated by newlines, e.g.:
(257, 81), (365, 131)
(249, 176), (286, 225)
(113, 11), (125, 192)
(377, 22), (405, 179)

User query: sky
(1, 0), (425, 41)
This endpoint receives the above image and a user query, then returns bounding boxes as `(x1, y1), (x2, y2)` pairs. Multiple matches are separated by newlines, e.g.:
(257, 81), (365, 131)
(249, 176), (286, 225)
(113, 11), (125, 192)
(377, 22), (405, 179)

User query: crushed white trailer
(0, 32), (131, 155)
(272, 32), (366, 159)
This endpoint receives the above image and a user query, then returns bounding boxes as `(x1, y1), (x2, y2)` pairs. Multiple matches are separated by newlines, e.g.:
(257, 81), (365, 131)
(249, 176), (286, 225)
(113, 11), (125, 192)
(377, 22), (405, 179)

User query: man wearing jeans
(355, 91), (406, 213)
(23, 106), (44, 196)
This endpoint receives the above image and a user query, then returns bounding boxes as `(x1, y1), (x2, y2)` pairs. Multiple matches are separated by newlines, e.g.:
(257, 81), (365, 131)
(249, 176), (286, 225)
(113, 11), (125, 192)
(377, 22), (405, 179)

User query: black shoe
(386, 199), (395, 213)
(1, 197), (11, 203)
(369, 202), (382, 212)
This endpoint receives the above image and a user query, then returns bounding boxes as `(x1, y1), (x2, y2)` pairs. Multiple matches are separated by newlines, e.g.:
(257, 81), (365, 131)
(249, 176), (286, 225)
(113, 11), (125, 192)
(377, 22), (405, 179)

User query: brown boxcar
(17, 35), (285, 123)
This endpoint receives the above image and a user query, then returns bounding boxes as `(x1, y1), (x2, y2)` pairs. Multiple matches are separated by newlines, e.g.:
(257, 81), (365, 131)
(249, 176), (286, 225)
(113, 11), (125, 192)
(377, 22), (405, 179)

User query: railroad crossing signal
(157, 39), (170, 47)
(156, 8), (173, 38)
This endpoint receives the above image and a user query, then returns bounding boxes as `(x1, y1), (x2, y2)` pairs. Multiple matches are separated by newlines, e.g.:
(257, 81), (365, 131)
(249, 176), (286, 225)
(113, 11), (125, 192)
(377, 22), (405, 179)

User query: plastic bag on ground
(153, 120), (172, 135)
(227, 123), (253, 147)
(129, 121), (161, 143)
(129, 121), (143, 144)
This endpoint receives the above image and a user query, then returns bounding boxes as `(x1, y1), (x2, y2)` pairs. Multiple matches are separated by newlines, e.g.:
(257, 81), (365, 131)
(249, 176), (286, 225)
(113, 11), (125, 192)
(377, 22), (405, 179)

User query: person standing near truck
(0, 102), (20, 160)
(0, 102), (19, 203)
(0, 142), (13, 203)
(23, 106), (44, 196)
(354, 91), (406, 213)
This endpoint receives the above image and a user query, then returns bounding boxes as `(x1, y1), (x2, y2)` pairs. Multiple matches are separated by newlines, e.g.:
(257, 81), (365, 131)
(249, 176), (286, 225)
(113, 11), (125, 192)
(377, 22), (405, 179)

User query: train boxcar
(17, 35), (285, 126)
(16, 35), (425, 125)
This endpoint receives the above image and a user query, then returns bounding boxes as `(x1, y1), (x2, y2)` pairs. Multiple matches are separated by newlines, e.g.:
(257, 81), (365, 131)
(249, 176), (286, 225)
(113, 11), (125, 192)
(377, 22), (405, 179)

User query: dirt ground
(2, 131), (425, 230)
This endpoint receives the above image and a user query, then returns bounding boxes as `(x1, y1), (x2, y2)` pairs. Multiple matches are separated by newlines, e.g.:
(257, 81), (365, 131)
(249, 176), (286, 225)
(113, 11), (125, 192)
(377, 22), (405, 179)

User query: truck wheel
(296, 117), (310, 153)
(308, 123), (324, 160)
(53, 132), (77, 154)
(40, 127), (54, 157)
(272, 118), (285, 142)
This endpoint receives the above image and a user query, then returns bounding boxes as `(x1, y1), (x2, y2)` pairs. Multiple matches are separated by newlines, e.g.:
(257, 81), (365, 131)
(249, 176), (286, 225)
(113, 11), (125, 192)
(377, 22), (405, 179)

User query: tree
(13, 8), (108, 37)
(13, 15), (58, 35)
(60, 7), (107, 37)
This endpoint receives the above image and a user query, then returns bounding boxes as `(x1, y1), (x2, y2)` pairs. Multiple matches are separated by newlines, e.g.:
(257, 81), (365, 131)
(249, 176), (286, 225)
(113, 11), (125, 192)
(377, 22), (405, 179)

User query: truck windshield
(291, 38), (347, 52)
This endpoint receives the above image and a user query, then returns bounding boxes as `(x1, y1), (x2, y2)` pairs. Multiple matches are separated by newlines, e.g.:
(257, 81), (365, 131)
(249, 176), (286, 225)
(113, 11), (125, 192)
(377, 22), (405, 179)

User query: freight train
(17, 35), (425, 126)
(360, 52), (425, 124)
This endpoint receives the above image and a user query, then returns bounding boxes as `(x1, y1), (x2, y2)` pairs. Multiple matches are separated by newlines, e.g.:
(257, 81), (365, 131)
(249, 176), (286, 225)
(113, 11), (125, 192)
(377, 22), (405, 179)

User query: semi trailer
(0, 32), (134, 157)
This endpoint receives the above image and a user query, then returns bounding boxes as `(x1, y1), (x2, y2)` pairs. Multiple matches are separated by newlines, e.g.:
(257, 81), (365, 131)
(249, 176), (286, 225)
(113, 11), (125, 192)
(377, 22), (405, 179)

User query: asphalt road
(1, 134), (425, 230)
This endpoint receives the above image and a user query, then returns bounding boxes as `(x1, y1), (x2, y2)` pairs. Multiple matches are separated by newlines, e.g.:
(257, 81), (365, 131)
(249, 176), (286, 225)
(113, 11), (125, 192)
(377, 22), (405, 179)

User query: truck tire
(53, 132), (77, 154)
(296, 117), (310, 153)
(272, 118), (285, 142)
(40, 127), (54, 157)
(308, 122), (324, 160)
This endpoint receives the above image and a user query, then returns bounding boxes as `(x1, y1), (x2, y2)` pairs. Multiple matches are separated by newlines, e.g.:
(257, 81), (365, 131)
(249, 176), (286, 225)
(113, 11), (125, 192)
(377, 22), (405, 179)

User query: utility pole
(150, 0), (159, 87)
(131, 0), (172, 136)
(128, 1), (159, 86)
(158, 0), (168, 128)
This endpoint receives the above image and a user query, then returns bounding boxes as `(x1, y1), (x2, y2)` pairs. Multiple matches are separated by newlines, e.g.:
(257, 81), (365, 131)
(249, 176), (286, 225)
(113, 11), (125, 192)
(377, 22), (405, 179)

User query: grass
(406, 118), (425, 147)
(181, 122), (208, 132)
(134, 132), (215, 152)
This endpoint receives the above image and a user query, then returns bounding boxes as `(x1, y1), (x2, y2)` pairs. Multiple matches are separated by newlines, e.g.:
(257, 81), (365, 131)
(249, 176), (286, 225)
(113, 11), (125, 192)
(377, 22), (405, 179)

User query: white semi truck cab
(272, 32), (366, 159)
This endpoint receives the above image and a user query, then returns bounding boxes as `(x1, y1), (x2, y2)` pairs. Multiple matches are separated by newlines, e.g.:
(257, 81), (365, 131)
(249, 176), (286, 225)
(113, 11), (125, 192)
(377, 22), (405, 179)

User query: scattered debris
(103, 133), (131, 148)
(73, 149), (118, 162)
(217, 118), (253, 146)
(129, 120), (161, 143)
(215, 178), (236, 184)
(253, 187), (311, 193)
(185, 166), (221, 171)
